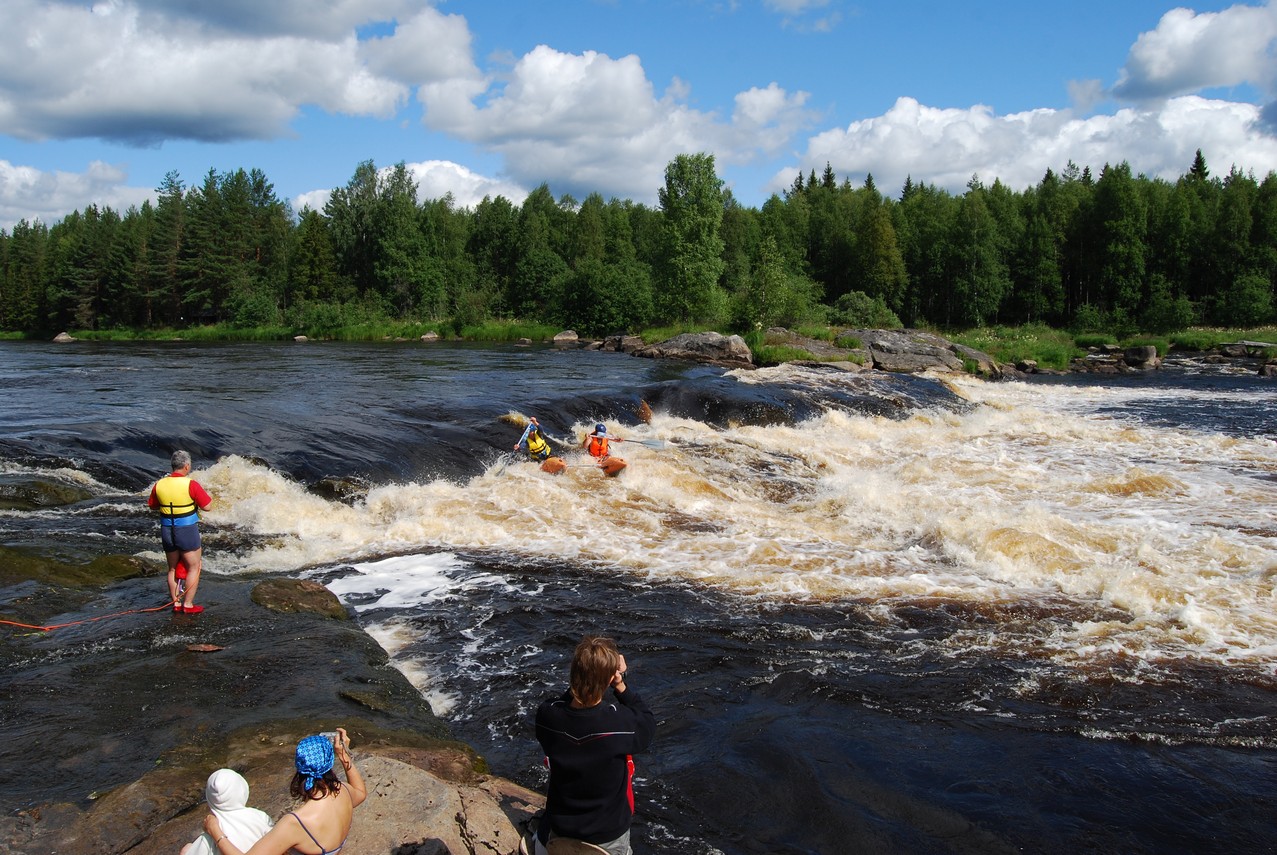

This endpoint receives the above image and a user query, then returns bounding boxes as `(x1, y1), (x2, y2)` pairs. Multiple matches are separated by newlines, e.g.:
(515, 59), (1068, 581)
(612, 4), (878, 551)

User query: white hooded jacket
(182, 769), (273, 855)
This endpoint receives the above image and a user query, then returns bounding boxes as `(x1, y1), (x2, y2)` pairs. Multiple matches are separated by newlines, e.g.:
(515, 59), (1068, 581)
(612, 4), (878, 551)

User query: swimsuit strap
(288, 811), (346, 855)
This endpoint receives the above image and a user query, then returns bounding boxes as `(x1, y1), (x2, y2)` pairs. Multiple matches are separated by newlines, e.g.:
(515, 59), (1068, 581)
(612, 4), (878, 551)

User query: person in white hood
(181, 769), (273, 855)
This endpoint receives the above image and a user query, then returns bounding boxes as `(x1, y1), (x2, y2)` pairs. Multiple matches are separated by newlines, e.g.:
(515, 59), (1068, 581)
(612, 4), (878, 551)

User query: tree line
(1, 149), (1274, 338)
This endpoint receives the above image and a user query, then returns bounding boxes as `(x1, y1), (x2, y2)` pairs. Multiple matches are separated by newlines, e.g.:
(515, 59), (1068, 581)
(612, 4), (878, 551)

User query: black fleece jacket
(535, 685), (656, 844)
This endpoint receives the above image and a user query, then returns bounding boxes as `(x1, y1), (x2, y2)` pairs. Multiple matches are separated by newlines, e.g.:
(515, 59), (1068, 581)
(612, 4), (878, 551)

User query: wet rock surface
(0, 570), (541, 855)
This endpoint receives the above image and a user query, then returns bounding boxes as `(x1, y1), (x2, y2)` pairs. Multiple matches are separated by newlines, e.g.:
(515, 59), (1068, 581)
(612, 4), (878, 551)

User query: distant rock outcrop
(634, 332), (754, 368)
(53, 331), (75, 343)
(755, 327), (1007, 378)
(602, 334), (645, 354)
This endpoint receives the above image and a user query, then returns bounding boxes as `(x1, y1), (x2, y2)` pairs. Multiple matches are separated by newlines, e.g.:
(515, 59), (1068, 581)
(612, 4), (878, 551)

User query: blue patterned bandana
(295, 735), (334, 792)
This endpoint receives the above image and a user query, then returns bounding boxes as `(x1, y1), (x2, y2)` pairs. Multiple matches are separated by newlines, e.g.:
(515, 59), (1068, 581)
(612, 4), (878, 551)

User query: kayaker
(514, 417), (554, 462)
(583, 423), (618, 461)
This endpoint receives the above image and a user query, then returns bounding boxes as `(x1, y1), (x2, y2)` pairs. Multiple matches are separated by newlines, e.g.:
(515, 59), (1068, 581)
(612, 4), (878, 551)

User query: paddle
(616, 437), (666, 450)
(494, 452), (518, 475)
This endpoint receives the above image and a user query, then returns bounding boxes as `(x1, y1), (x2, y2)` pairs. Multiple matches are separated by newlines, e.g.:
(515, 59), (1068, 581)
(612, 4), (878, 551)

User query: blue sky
(3, 0), (1276, 230)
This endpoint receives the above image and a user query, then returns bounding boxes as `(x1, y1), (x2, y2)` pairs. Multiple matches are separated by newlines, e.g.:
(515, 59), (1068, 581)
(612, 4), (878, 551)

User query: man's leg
(180, 547), (202, 607)
(166, 550), (180, 605)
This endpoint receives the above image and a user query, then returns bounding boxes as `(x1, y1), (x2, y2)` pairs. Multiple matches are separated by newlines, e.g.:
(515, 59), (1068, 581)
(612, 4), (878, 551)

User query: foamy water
(187, 366), (1277, 672)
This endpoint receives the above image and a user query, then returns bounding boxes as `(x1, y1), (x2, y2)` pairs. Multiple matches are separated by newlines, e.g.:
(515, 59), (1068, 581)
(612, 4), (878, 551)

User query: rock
(421, 331), (439, 342)
(841, 329), (967, 374)
(294, 335), (309, 342)
(602, 334), (645, 354)
(949, 343), (1004, 379)
(52, 331), (75, 343)
(517, 337), (532, 345)
(1261, 361), (1277, 377)
(552, 330), (579, 343)
(1016, 359), (1039, 373)
(1123, 345), (1161, 369)
(25, 739), (541, 855)
(0, 573), (512, 855)
(308, 475), (372, 504)
(758, 327), (871, 367)
(251, 577), (349, 620)
(634, 332), (754, 368)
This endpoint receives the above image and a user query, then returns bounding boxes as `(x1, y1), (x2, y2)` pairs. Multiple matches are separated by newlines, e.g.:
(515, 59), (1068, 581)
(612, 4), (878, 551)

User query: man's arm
(190, 480), (213, 510)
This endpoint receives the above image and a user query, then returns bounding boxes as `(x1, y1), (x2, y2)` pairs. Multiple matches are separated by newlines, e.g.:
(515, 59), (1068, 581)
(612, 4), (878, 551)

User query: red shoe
(172, 602), (182, 612)
(180, 604), (204, 615)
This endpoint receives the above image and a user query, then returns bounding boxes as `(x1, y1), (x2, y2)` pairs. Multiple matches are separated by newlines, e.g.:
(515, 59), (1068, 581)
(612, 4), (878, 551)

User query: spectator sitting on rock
(181, 768), (272, 855)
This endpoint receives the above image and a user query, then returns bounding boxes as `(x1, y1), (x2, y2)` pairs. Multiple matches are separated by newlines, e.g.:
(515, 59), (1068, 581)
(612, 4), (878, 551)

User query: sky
(4, 0), (1277, 231)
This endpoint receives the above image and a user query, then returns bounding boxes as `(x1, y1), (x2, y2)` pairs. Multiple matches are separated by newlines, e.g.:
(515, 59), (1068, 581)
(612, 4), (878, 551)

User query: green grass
(751, 344), (818, 365)
(1124, 337), (1168, 356)
(1168, 327), (1277, 351)
(792, 324), (836, 342)
(70, 325), (292, 341)
(750, 343), (866, 367)
(952, 324), (1084, 371)
(1073, 333), (1116, 349)
(455, 320), (559, 342)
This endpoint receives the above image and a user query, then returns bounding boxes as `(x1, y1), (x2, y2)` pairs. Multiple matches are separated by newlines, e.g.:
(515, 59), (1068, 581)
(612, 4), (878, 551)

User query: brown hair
(569, 635), (620, 707)
(289, 769), (342, 801)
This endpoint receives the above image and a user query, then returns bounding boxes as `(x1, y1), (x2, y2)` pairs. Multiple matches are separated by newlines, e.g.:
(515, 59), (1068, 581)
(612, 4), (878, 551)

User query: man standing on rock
(534, 635), (656, 855)
(148, 450), (212, 614)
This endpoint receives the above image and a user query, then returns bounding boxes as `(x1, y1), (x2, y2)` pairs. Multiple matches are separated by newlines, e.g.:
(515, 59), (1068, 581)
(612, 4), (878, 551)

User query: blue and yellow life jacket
(154, 475), (199, 526)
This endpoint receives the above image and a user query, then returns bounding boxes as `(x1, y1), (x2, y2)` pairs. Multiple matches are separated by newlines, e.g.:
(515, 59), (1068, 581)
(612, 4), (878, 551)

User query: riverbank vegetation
(2, 150), (1275, 356)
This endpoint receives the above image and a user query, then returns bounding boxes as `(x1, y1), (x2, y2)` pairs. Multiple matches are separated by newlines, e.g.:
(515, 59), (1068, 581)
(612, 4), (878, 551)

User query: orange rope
(0, 600), (175, 632)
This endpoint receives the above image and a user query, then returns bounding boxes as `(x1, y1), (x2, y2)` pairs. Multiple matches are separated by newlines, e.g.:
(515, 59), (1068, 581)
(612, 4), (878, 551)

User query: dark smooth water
(1, 341), (1275, 855)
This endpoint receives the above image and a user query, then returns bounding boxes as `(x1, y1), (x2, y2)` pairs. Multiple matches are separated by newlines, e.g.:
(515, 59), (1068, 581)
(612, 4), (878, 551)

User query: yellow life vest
(527, 430), (550, 456)
(154, 475), (198, 519)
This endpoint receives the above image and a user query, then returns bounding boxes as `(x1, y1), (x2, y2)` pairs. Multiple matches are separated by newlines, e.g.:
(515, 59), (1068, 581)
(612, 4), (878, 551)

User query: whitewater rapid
(168, 365), (1277, 674)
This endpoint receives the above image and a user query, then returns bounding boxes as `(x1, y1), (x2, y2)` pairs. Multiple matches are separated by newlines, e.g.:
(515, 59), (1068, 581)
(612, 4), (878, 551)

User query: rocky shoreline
(55, 326), (1277, 377)
(0, 570), (541, 855)
(555, 327), (1277, 378)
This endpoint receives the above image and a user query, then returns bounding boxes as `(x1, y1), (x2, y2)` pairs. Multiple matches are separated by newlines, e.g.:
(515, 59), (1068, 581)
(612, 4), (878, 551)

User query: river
(1, 340), (1275, 854)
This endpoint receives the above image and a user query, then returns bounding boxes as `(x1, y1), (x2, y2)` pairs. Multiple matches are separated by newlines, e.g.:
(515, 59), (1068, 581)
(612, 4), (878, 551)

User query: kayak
(540, 457), (567, 475)
(599, 457), (627, 477)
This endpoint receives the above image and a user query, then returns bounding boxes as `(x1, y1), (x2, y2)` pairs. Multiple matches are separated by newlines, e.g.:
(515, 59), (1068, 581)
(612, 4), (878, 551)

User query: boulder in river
(634, 332), (754, 368)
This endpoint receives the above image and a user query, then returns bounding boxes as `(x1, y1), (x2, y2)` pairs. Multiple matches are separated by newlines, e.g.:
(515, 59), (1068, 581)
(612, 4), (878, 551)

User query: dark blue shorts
(161, 524), (202, 554)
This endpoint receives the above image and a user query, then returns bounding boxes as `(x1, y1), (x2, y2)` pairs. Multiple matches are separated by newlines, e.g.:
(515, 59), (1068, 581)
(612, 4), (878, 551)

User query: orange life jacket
(586, 435), (610, 458)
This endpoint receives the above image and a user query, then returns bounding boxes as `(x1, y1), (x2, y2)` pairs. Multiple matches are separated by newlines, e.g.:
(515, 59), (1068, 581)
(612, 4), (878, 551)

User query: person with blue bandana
(202, 728), (366, 855)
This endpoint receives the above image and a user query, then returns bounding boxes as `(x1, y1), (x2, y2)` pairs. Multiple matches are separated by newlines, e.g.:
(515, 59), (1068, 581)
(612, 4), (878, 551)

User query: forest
(1, 150), (1274, 339)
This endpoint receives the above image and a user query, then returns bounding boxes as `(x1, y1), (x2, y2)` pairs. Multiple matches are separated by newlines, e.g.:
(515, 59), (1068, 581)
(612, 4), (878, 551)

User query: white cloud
(0, 160), (153, 229)
(404, 160), (527, 208)
(291, 160), (526, 219)
(1111, 3), (1277, 101)
(0, 0), (408, 143)
(778, 94), (1277, 198)
(417, 44), (816, 202)
(361, 5), (482, 86)
(764, 0), (831, 12)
